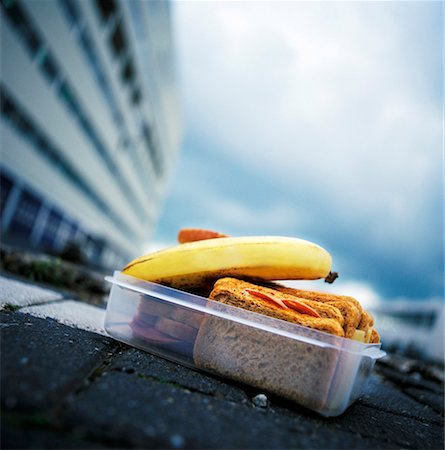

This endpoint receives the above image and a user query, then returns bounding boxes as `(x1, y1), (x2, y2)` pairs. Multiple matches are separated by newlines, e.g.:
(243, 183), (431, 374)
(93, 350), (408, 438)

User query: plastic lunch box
(104, 272), (385, 417)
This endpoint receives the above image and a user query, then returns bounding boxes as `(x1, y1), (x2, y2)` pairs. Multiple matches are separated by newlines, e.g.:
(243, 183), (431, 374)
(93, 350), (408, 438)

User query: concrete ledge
(20, 300), (107, 336)
(0, 275), (63, 309)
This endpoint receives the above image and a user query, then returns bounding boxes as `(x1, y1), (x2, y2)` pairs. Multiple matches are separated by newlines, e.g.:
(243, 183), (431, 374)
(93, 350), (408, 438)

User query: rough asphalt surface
(1, 310), (444, 449)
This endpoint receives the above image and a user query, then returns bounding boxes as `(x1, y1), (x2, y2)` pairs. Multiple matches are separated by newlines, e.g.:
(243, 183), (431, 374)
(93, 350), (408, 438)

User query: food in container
(104, 229), (385, 416)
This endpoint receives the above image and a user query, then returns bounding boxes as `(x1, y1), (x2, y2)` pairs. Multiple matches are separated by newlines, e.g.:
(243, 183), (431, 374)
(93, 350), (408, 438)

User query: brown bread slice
(272, 285), (364, 339)
(358, 310), (374, 331)
(268, 283), (379, 343)
(325, 301), (361, 338)
(273, 286), (364, 315)
(369, 328), (380, 344)
(209, 278), (345, 337)
(193, 314), (341, 412)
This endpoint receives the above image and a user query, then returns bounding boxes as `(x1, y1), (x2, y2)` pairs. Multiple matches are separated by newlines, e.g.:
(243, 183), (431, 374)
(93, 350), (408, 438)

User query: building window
(131, 86), (142, 106)
(110, 21), (127, 58)
(142, 122), (162, 175)
(10, 190), (41, 239)
(95, 0), (117, 24)
(1, 91), (14, 117)
(55, 221), (72, 249)
(13, 110), (33, 137)
(38, 50), (59, 84)
(68, 222), (79, 239)
(59, 0), (127, 141)
(0, 171), (13, 214)
(1, 0), (42, 58)
(59, 0), (79, 27)
(40, 209), (62, 250)
(121, 59), (135, 84)
(58, 81), (78, 116)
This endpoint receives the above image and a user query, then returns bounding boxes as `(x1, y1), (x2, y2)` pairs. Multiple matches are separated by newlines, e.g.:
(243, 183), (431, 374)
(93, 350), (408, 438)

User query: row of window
(1, 0), (148, 222)
(58, 0), (125, 126)
(94, 0), (164, 177)
(1, 168), (128, 268)
(125, 0), (165, 176)
(94, 0), (142, 105)
(142, 122), (162, 175)
(1, 85), (136, 241)
(57, 0), (154, 197)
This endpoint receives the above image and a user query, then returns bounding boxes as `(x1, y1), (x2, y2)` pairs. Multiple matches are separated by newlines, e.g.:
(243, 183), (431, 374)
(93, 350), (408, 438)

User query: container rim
(106, 272), (386, 359)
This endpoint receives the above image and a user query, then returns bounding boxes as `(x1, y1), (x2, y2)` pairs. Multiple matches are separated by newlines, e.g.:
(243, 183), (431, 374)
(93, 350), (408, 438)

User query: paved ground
(1, 274), (444, 449)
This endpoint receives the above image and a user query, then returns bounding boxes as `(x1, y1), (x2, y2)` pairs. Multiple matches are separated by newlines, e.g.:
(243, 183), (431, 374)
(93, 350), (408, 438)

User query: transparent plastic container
(104, 272), (385, 417)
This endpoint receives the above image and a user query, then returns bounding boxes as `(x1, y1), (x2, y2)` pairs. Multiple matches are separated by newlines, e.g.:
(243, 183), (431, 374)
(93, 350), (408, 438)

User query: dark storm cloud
(154, 1), (443, 302)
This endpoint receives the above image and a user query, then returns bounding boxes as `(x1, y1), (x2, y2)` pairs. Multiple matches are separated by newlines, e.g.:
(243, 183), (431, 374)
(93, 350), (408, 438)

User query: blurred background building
(0, 0), (182, 269)
(369, 301), (444, 362)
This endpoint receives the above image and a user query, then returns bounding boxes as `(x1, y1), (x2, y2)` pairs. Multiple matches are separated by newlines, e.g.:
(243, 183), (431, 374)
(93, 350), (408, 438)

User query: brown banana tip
(324, 271), (339, 284)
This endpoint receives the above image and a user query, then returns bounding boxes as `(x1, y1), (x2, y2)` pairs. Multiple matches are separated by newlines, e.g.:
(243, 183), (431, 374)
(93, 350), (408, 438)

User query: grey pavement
(1, 275), (444, 449)
(0, 275), (63, 309)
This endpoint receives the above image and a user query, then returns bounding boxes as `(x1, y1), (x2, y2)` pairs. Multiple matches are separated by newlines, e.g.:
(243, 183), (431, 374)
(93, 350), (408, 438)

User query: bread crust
(267, 284), (377, 342)
(210, 278), (345, 337)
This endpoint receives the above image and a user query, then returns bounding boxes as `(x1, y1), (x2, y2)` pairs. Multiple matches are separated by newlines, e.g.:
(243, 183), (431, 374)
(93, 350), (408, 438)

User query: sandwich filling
(209, 278), (380, 343)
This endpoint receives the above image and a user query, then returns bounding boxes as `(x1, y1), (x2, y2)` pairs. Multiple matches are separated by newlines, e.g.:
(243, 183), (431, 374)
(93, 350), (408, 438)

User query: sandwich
(191, 277), (379, 412)
(204, 277), (379, 343)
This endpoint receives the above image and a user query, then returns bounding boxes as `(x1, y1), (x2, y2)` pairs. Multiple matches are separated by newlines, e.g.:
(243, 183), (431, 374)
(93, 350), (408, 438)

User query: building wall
(0, 0), (181, 268)
(370, 301), (444, 362)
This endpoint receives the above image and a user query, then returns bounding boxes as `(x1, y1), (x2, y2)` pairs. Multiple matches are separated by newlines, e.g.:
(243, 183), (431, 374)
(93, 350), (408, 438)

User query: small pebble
(19, 356), (29, 365)
(252, 393), (268, 408)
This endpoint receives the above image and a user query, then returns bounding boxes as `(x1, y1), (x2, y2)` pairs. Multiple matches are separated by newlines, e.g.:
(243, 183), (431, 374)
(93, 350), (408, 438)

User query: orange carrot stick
(178, 228), (229, 244)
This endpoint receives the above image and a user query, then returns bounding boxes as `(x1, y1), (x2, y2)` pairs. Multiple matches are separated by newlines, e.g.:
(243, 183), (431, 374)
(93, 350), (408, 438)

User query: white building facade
(0, 0), (182, 268)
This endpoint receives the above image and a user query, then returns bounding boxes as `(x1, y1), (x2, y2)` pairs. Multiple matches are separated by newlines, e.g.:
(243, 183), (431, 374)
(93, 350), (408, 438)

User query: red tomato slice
(245, 289), (289, 309)
(282, 299), (321, 318)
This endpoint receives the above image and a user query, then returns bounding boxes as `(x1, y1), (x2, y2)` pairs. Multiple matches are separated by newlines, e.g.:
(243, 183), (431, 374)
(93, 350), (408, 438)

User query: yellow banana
(122, 236), (332, 291)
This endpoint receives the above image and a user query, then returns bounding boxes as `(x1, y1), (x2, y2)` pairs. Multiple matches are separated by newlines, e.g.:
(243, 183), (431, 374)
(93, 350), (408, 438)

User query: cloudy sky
(153, 1), (443, 305)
